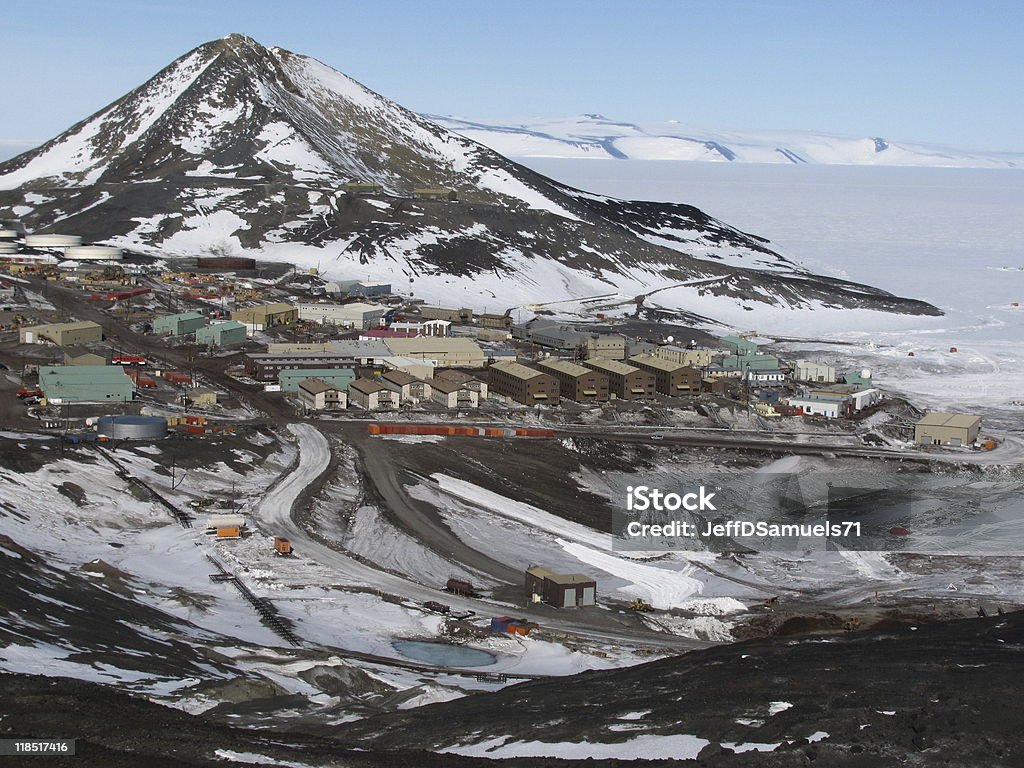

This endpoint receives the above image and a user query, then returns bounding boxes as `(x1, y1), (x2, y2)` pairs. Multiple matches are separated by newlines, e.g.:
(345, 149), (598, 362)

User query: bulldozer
(628, 598), (655, 612)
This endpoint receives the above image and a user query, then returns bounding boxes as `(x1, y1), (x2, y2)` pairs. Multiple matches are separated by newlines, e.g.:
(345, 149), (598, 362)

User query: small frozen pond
(393, 640), (496, 668)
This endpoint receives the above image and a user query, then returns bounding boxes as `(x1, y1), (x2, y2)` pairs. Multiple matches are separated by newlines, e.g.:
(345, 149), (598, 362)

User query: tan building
(419, 306), (473, 323)
(63, 347), (106, 366)
(914, 413), (982, 447)
(488, 361), (560, 406)
(20, 321), (103, 346)
(583, 334), (626, 361)
(477, 328), (509, 342)
(629, 354), (702, 396)
(434, 369), (488, 399)
(583, 358), (655, 400)
(266, 342), (334, 355)
(654, 345), (714, 368)
(430, 378), (481, 409)
(538, 358), (609, 402)
(478, 312), (513, 330)
(347, 378), (398, 411)
(189, 388), (219, 407)
(297, 378), (347, 411)
(380, 369), (431, 403)
(231, 303), (298, 334)
(382, 355), (436, 380)
(383, 337), (486, 368)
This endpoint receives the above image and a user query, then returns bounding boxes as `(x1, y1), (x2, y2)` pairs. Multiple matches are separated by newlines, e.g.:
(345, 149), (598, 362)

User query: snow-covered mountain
(428, 114), (1023, 169)
(0, 34), (939, 329)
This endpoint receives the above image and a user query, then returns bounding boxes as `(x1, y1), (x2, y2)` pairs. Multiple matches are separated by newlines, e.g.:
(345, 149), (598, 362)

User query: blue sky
(2, 0), (1020, 151)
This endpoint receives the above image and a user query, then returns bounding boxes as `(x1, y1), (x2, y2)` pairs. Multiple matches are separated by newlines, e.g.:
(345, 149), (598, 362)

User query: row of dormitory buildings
(294, 368), (488, 412)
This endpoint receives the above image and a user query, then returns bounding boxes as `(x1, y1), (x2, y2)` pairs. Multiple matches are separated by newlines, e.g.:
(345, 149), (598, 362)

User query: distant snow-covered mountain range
(426, 114), (1023, 169)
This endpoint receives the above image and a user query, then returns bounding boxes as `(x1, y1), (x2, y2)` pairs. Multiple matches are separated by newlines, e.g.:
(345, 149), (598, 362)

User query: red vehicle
(112, 355), (147, 367)
(16, 388), (42, 399)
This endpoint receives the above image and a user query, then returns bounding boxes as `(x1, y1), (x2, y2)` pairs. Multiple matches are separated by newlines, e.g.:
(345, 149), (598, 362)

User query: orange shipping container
(216, 526), (241, 539)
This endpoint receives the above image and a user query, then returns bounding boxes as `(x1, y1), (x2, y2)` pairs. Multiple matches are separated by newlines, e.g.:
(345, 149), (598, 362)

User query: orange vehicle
(273, 536), (292, 555)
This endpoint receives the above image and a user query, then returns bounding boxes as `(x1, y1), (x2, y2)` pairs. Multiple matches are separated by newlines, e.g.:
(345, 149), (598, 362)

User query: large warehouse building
(538, 359), (609, 402)
(296, 302), (390, 329)
(245, 354), (359, 382)
(195, 321), (247, 347)
(383, 337), (486, 368)
(38, 365), (135, 403)
(232, 303), (298, 334)
(153, 311), (207, 336)
(20, 321), (103, 346)
(489, 361), (560, 406)
(278, 368), (356, 392)
(914, 412), (982, 447)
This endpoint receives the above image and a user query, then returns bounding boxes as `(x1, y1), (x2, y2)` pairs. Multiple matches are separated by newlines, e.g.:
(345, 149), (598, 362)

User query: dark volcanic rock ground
(1, 612), (1019, 766)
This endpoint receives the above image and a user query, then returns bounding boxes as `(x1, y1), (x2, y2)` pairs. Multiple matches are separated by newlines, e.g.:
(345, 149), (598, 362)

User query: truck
(444, 577), (479, 597)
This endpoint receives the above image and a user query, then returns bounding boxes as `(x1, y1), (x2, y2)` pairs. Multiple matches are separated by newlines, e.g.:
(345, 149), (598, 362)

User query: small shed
(525, 566), (596, 608)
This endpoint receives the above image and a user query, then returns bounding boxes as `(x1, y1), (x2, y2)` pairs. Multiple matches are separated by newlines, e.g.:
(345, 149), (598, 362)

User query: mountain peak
(0, 37), (940, 327)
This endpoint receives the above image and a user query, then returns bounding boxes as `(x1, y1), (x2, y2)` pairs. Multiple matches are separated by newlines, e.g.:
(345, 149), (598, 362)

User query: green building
(277, 368), (356, 392)
(722, 354), (781, 371)
(842, 369), (873, 387)
(196, 321), (247, 347)
(38, 365), (135, 404)
(154, 311), (207, 336)
(719, 335), (759, 356)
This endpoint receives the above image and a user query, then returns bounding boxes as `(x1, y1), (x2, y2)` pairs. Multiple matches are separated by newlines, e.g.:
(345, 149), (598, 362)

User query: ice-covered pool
(393, 640), (496, 667)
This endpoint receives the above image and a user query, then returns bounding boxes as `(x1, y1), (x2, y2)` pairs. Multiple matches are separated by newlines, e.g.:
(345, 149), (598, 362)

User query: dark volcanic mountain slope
(0, 34), (940, 323)
(339, 611), (1024, 765)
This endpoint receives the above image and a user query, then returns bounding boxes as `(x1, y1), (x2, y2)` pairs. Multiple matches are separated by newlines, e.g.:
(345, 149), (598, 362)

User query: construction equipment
(628, 598), (655, 612)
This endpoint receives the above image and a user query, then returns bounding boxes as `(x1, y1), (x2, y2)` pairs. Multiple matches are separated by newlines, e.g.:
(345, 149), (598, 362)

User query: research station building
(914, 413), (982, 447)
(628, 354), (701, 396)
(488, 361), (560, 406)
(583, 358), (655, 400)
(195, 321), (247, 347)
(537, 358), (609, 402)
(20, 321), (103, 346)
(526, 566), (596, 608)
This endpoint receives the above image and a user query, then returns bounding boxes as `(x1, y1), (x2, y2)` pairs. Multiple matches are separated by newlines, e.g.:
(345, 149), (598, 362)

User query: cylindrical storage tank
(206, 515), (246, 530)
(0, 243), (17, 254)
(23, 234), (83, 250)
(0, 229), (18, 241)
(96, 414), (168, 440)
(65, 245), (123, 261)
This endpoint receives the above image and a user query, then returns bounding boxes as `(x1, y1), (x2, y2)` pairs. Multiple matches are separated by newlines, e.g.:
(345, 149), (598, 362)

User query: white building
(348, 378), (398, 410)
(380, 369), (432, 403)
(296, 302), (389, 329)
(430, 378), (480, 409)
(743, 368), (787, 387)
(297, 378), (347, 411)
(794, 360), (837, 383)
(390, 320), (451, 337)
(787, 394), (847, 418)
